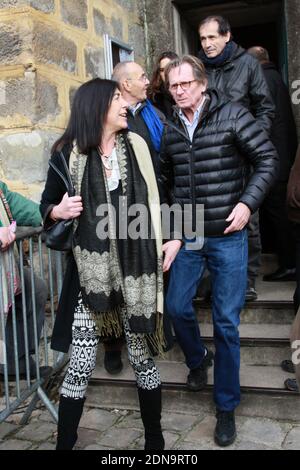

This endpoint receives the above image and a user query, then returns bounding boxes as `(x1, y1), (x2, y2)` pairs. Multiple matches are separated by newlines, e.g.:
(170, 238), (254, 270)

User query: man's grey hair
(111, 61), (133, 83)
(247, 46), (270, 63)
(164, 55), (207, 90)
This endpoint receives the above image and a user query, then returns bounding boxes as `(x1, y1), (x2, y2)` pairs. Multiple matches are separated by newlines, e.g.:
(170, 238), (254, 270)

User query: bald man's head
(247, 46), (270, 64)
(112, 61), (149, 106)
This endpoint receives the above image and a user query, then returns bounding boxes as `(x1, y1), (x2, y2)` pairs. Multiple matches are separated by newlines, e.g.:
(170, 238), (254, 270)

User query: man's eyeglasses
(169, 80), (197, 92)
(127, 74), (148, 83)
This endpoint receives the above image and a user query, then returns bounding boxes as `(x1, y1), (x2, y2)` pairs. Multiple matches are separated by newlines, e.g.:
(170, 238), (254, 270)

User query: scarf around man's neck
(199, 40), (234, 67)
(69, 132), (165, 354)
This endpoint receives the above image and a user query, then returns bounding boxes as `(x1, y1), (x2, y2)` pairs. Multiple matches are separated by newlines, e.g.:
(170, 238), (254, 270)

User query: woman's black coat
(40, 146), (81, 353)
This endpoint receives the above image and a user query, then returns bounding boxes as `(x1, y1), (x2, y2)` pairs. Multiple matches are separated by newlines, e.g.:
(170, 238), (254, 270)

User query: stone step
(165, 343), (291, 366)
(86, 383), (300, 423)
(194, 300), (294, 324)
(201, 323), (291, 342)
(91, 355), (296, 392)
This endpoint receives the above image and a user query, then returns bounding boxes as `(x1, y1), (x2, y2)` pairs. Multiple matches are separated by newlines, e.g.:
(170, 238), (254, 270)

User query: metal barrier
(0, 227), (68, 424)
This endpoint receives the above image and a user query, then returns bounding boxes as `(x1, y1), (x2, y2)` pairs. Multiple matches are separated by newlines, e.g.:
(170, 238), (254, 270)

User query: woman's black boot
(137, 386), (165, 450)
(56, 395), (85, 450)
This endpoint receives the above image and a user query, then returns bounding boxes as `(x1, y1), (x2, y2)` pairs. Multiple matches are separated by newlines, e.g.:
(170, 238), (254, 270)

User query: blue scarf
(199, 41), (234, 68)
(140, 99), (164, 152)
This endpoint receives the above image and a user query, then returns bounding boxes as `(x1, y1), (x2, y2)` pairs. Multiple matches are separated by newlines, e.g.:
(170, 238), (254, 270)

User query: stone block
(33, 23), (77, 74)
(0, 439), (32, 450)
(79, 408), (119, 431)
(29, 0), (55, 13)
(237, 416), (290, 448)
(93, 8), (110, 36)
(128, 23), (145, 64)
(161, 412), (201, 432)
(114, 0), (136, 14)
(0, 130), (60, 184)
(0, 1), (24, 7)
(0, 422), (18, 439)
(282, 426), (300, 450)
(13, 421), (57, 442)
(96, 427), (142, 449)
(0, 23), (22, 64)
(0, 0), (54, 11)
(84, 45), (105, 78)
(60, 0), (87, 30)
(35, 76), (60, 123)
(111, 16), (123, 39)
(0, 76), (34, 121)
(116, 411), (144, 430)
(184, 415), (216, 444)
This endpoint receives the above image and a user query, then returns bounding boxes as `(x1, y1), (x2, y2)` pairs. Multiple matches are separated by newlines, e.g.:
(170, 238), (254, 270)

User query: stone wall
(0, 0), (145, 199)
(285, 0), (300, 141)
(143, 0), (175, 73)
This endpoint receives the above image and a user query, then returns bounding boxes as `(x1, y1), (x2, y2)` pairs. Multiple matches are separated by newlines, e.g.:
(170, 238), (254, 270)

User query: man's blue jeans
(166, 230), (248, 411)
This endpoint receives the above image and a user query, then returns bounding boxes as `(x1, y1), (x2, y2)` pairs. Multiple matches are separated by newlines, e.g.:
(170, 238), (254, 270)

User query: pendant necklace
(101, 153), (113, 170)
(99, 146), (114, 171)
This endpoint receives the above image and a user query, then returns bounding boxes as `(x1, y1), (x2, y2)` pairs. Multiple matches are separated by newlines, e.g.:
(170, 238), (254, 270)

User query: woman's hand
(0, 226), (16, 251)
(51, 192), (83, 221)
(162, 240), (182, 272)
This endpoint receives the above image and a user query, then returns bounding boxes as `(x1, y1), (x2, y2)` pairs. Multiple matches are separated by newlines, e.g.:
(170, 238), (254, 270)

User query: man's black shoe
(281, 359), (295, 374)
(245, 279), (257, 302)
(104, 350), (123, 375)
(263, 268), (296, 282)
(284, 378), (299, 392)
(186, 350), (214, 391)
(245, 286), (257, 302)
(214, 410), (236, 447)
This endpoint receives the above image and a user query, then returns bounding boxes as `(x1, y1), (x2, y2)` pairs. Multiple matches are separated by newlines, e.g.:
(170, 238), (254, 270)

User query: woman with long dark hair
(148, 51), (179, 118)
(40, 78), (181, 450)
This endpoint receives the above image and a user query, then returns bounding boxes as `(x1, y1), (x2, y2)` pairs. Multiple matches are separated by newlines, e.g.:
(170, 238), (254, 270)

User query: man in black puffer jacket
(198, 15), (275, 301)
(160, 55), (278, 447)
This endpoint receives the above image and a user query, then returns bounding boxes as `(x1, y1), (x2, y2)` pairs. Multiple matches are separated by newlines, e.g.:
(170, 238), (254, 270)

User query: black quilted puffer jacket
(199, 42), (275, 135)
(159, 88), (279, 237)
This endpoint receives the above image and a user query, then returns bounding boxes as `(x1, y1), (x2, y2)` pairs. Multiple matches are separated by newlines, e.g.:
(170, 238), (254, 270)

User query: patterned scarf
(69, 132), (164, 354)
(0, 189), (21, 314)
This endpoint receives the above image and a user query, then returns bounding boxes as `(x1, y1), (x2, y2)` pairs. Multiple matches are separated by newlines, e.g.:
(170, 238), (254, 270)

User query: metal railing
(0, 227), (67, 424)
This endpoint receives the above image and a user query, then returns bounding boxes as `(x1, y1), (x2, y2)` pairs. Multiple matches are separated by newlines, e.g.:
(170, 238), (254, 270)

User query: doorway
(173, 0), (287, 80)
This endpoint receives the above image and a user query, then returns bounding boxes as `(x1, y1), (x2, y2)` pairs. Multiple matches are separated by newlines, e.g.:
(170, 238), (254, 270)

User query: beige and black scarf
(69, 131), (164, 353)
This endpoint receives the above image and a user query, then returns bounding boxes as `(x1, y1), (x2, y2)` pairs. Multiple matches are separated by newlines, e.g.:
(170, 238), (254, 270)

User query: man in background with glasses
(160, 55), (278, 447)
(112, 61), (165, 178)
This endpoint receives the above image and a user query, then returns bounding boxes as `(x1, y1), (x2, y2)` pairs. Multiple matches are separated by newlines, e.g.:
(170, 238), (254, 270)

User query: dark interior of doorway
(227, 22), (278, 66)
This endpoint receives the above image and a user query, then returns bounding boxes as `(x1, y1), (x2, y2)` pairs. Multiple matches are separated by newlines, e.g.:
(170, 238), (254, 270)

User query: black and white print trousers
(60, 295), (161, 399)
